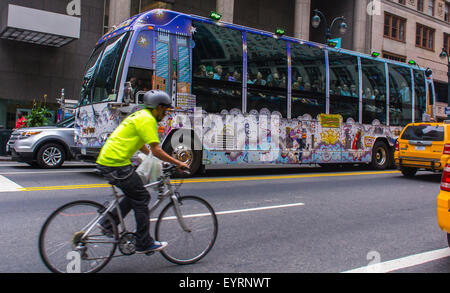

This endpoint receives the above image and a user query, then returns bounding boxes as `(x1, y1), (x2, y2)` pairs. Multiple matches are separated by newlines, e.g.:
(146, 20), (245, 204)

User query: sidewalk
(0, 156), (11, 161)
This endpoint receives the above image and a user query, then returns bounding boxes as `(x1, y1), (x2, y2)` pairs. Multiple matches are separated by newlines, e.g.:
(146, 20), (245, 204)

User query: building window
(445, 2), (449, 22)
(131, 0), (173, 15)
(445, 33), (450, 53)
(382, 51), (407, 63)
(384, 13), (406, 42)
(103, 0), (110, 34)
(417, 0), (424, 12)
(428, 0), (435, 16)
(399, 0), (405, 4)
(416, 23), (435, 50)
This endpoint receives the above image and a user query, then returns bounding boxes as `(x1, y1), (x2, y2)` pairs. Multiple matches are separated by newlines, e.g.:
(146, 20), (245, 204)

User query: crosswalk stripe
(0, 175), (23, 192)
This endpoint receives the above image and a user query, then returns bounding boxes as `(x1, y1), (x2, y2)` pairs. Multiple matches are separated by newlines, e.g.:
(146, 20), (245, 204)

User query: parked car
(7, 117), (75, 168)
(394, 122), (450, 177)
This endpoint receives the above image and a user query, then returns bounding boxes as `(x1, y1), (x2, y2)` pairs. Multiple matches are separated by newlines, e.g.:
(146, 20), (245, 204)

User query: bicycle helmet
(143, 90), (173, 109)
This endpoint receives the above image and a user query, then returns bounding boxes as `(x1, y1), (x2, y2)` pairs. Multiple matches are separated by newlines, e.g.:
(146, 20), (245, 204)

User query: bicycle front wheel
(38, 200), (118, 273)
(155, 196), (218, 265)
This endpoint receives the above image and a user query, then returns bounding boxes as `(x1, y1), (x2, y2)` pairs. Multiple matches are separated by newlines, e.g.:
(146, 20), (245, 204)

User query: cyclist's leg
(114, 168), (153, 250)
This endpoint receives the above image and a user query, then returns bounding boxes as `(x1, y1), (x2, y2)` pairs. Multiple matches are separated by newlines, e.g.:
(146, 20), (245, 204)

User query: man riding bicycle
(96, 90), (189, 254)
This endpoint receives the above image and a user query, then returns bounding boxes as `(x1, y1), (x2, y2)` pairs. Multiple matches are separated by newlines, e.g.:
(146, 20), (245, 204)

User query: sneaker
(136, 241), (168, 254)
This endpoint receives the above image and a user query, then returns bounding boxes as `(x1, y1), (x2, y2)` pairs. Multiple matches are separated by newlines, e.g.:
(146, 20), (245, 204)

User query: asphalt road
(0, 161), (449, 274)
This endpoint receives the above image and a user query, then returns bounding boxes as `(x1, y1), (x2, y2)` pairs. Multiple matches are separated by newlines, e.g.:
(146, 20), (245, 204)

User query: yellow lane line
(18, 170), (400, 192)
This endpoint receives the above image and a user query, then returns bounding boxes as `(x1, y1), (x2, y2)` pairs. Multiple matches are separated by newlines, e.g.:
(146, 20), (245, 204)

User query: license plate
(415, 146), (426, 151)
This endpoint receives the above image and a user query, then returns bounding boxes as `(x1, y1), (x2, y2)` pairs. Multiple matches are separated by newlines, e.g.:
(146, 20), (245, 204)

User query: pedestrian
(15, 112), (27, 129)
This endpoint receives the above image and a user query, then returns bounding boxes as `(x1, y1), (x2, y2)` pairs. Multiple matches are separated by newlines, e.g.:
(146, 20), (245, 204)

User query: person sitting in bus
(267, 72), (281, 87)
(213, 65), (223, 80)
(195, 65), (208, 77)
(363, 88), (374, 100)
(350, 84), (358, 98)
(304, 83), (311, 92)
(253, 72), (267, 86)
(340, 85), (351, 96)
(207, 71), (214, 79)
(230, 71), (241, 82)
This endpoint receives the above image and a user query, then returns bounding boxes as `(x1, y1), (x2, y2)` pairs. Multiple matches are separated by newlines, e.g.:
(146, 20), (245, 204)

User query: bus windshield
(79, 32), (131, 105)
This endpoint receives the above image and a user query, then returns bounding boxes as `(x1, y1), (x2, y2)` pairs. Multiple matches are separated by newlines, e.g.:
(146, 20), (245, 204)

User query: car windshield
(56, 117), (74, 128)
(401, 125), (445, 141)
(79, 32), (131, 105)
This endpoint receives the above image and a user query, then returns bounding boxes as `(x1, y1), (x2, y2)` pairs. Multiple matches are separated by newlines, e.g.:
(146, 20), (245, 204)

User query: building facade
(0, 0), (449, 129)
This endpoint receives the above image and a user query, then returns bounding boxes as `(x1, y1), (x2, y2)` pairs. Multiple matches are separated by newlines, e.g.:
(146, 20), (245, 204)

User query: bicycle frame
(80, 173), (191, 242)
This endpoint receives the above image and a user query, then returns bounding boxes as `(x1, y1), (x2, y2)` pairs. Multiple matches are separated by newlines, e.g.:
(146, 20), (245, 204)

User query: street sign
(329, 38), (342, 48)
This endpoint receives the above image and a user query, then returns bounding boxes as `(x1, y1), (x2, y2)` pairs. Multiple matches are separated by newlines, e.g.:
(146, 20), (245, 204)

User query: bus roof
(97, 9), (427, 72)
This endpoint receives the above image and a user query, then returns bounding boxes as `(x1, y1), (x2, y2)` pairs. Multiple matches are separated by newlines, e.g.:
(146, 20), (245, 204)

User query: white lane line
(151, 202), (305, 221)
(0, 175), (23, 192)
(342, 247), (450, 273)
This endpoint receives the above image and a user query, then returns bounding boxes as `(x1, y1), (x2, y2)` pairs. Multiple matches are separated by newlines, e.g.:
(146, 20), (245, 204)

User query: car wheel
(401, 167), (417, 178)
(37, 143), (66, 169)
(371, 141), (390, 170)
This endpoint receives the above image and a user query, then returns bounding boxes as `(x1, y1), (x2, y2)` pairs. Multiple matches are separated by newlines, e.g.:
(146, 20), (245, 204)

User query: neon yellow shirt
(96, 109), (160, 167)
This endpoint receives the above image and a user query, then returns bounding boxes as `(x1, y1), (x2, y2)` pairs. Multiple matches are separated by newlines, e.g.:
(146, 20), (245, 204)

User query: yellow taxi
(437, 164), (450, 246)
(394, 122), (450, 177)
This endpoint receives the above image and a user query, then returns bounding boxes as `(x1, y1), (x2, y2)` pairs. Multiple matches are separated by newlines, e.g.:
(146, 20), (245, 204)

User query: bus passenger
(340, 85), (351, 96)
(213, 65), (223, 80)
(253, 72), (266, 86)
(350, 84), (358, 97)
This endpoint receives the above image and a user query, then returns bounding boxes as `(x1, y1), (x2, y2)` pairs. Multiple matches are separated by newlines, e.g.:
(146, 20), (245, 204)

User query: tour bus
(72, 9), (436, 175)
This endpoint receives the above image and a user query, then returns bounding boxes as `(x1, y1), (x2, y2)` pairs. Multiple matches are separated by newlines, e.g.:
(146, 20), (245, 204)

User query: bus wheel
(163, 141), (201, 177)
(371, 141), (389, 170)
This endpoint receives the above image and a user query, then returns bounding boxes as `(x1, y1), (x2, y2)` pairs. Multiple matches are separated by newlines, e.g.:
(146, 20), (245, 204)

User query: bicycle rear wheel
(38, 200), (118, 273)
(155, 196), (218, 265)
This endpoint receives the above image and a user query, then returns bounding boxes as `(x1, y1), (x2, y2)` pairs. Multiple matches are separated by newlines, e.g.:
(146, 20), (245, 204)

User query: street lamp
(311, 9), (347, 45)
(440, 47), (450, 118)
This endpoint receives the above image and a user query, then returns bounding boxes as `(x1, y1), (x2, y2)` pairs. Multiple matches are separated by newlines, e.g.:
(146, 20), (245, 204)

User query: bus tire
(163, 138), (202, 177)
(371, 141), (389, 170)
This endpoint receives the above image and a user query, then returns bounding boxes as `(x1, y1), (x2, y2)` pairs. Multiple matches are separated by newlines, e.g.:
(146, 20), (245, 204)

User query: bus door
(153, 30), (192, 106)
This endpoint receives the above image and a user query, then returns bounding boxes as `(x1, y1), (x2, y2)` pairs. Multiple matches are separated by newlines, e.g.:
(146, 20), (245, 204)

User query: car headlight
(19, 131), (42, 139)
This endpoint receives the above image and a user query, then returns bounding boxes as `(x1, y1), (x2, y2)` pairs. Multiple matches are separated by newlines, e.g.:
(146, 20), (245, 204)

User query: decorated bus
(72, 9), (436, 175)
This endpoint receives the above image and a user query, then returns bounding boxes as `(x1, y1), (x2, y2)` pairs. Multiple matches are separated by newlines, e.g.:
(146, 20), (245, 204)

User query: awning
(0, 4), (81, 47)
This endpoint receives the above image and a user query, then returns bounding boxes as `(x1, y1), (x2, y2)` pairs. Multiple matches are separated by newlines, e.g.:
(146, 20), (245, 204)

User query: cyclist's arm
(149, 142), (188, 168)
(140, 145), (150, 155)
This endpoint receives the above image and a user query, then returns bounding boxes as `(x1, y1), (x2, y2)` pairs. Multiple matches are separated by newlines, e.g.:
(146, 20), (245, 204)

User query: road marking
(342, 247), (450, 273)
(0, 169), (95, 175)
(16, 170), (401, 192)
(172, 171), (401, 184)
(0, 175), (23, 192)
(151, 202), (305, 221)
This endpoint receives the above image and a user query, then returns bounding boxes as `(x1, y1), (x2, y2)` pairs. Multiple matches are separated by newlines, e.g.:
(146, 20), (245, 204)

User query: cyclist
(96, 90), (189, 254)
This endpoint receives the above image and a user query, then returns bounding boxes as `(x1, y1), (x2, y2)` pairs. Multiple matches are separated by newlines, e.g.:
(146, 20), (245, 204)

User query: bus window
(388, 64), (412, 126)
(291, 43), (326, 119)
(91, 33), (131, 103)
(125, 67), (153, 104)
(413, 69), (426, 122)
(192, 21), (243, 113)
(328, 51), (360, 122)
(361, 58), (387, 124)
(246, 32), (288, 117)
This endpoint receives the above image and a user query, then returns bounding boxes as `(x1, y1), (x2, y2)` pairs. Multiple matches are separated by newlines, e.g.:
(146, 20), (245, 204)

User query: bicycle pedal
(145, 251), (155, 256)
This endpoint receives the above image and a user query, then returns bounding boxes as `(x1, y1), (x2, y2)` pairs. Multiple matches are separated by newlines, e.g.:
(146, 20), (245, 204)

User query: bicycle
(38, 163), (218, 273)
